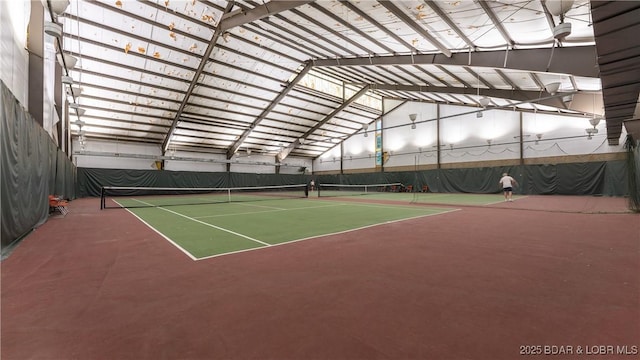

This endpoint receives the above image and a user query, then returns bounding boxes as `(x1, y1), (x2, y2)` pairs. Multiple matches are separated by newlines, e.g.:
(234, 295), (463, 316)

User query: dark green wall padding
(1, 81), (76, 253)
(78, 159), (628, 199)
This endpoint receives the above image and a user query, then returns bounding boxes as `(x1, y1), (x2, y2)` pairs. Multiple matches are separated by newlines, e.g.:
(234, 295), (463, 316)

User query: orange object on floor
(49, 195), (69, 216)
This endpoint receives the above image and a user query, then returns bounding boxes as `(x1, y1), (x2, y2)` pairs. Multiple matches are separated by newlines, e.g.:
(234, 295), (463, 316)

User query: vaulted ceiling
(49, 0), (630, 161)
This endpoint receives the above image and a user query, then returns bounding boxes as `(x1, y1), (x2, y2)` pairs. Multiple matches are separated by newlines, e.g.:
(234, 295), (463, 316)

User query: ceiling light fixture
(44, 21), (63, 38)
(585, 127), (598, 139)
(409, 114), (417, 129)
(547, 0), (574, 39)
(66, 86), (82, 97)
(57, 53), (78, 69)
(585, 116), (600, 139)
(46, 0), (70, 15)
(544, 82), (561, 95)
(535, 133), (543, 145)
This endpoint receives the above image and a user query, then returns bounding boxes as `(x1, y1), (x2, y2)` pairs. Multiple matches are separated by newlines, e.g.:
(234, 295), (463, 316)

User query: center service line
(131, 199), (271, 247)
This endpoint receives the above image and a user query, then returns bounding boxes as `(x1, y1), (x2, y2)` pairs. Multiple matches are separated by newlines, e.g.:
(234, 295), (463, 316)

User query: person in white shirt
(499, 172), (517, 202)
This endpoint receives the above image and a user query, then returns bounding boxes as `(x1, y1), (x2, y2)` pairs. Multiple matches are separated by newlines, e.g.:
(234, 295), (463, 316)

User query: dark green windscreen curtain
(77, 168), (310, 197)
(1, 81), (76, 252)
(314, 162), (627, 196)
(79, 160), (628, 200)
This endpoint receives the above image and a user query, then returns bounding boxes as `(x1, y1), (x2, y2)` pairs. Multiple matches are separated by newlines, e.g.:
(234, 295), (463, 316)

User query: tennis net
(317, 183), (403, 197)
(100, 184), (308, 209)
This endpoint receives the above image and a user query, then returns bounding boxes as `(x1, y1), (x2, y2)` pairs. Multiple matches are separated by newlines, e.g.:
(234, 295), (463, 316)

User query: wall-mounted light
(362, 123), (369, 137)
(486, 139), (492, 147)
(535, 133), (543, 145)
(409, 113), (417, 129)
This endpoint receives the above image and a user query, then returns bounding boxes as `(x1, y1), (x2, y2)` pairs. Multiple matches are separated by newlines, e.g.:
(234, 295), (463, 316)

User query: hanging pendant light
(44, 0), (70, 15)
(44, 21), (63, 38)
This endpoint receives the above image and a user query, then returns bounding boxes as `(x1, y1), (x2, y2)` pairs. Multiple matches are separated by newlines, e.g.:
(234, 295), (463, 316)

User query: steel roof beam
(338, 0), (417, 53)
(422, 0), (476, 50)
(309, 2), (395, 54)
(162, 1), (235, 153)
(276, 85), (371, 162)
(435, 65), (472, 88)
(529, 73), (546, 91)
(311, 46), (598, 78)
(477, 0), (516, 47)
(494, 69), (520, 90)
(226, 61), (314, 159)
(464, 67), (493, 89)
(219, 0), (315, 32)
(363, 83), (567, 108)
(378, 0), (452, 57)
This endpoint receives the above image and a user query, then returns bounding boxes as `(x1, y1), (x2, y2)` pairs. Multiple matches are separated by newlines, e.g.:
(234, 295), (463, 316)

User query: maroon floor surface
(1, 196), (638, 359)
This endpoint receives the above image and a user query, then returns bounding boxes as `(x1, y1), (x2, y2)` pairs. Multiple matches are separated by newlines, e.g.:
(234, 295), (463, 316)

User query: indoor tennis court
(3, 0), (640, 359)
(116, 193), (455, 259)
(2, 193), (637, 360)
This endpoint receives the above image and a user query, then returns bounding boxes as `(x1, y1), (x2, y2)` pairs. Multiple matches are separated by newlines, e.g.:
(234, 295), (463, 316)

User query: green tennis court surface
(315, 191), (522, 205)
(119, 197), (455, 260)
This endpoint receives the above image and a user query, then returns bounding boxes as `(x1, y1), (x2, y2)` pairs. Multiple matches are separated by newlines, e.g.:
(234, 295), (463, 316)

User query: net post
(100, 186), (105, 210)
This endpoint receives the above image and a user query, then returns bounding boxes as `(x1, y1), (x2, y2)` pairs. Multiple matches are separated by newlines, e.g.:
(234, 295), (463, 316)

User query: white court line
(233, 202), (286, 210)
(486, 195), (529, 206)
(115, 200), (198, 261)
(312, 199), (454, 212)
(194, 203), (346, 219)
(130, 198), (270, 246)
(196, 208), (461, 261)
